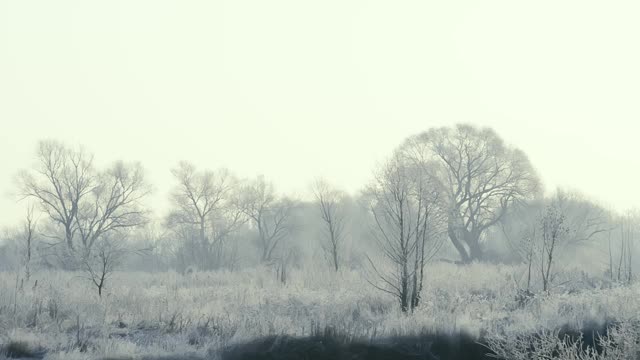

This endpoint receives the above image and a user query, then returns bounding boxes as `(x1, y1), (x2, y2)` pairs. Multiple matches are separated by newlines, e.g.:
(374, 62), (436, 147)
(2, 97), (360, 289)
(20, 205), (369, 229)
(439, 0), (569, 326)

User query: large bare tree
(19, 140), (94, 252)
(19, 140), (150, 262)
(240, 176), (293, 264)
(366, 152), (446, 312)
(312, 178), (347, 272)
(400, 124), (541, 263)
(75, 161), (149, 252)
(167, 162), (244, 270)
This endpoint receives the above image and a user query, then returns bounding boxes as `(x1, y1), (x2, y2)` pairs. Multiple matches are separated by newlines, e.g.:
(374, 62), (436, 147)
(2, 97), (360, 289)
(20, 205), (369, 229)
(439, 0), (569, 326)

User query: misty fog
(2, 1), (640, 359)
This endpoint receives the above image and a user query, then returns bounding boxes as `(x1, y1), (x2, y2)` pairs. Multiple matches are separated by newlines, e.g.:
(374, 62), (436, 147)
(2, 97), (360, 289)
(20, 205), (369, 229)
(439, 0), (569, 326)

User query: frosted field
(1, 263), (639, 359)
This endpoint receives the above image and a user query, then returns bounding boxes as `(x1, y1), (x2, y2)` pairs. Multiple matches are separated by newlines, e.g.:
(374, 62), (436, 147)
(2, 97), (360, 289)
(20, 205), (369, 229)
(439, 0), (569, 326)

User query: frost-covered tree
(609, 211), (638, 284)
(21, 205), (38, 281)
(239, 176), (293, 263)
(167, 162), (245, 270)
(366, 152), (446, 312)
(81, 234), (127, 297)
(19, 141), (94, 253)
(554, 190), (611, 246)
(539, 202), (569, 293)
(19, 140), (150, 266)
(312, 178), (347, 272)
(400, 124), (541, 263)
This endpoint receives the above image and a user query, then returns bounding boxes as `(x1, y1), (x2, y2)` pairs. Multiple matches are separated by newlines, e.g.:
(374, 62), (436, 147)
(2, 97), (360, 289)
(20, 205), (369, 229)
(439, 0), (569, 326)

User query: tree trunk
(448, 223), (470, 263)
(199, 217), (207, 269)
(261, 236), (270, 263)
(466, 232), (483, 262)
(400, 247), (412, 313)
(66, 226), (74, 251)
(410, 271), (419, 311)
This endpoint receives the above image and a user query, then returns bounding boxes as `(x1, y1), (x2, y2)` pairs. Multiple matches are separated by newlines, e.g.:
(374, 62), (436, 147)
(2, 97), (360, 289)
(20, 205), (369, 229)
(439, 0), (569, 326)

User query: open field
(1, 263), (639, 359)
(3, 0), (640, 358)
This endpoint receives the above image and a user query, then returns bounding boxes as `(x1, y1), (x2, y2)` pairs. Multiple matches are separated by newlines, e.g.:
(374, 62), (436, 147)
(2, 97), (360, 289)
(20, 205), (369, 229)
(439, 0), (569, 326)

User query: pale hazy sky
(1, 1), (639, 227)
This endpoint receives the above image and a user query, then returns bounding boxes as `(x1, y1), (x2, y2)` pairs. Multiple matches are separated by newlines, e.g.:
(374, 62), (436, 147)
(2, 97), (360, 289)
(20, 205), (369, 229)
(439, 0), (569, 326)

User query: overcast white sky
(1, 0), (639, 228)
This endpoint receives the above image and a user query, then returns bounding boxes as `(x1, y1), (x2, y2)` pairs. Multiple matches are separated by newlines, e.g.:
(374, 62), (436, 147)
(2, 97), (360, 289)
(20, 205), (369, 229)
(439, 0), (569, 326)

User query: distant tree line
(0, 124), (637, 310)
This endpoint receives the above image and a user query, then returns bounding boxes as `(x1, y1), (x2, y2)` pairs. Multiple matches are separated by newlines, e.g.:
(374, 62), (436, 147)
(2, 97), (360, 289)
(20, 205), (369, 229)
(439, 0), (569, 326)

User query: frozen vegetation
(1, 125), (639, 359)
(3, 0), (640, 357)
(0, 262), (639, 359)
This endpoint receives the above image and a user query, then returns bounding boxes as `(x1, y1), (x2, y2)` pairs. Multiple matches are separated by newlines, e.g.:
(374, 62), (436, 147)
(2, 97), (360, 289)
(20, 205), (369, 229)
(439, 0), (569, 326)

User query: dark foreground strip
(1, 321), (615, 360)
(219, 320), (616, 360)
(220, 333), (492, 360)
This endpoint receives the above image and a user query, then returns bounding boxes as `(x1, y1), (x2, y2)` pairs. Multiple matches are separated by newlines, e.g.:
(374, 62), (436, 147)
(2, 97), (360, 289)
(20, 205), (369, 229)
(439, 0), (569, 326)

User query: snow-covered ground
(0, 263), (638, 359)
